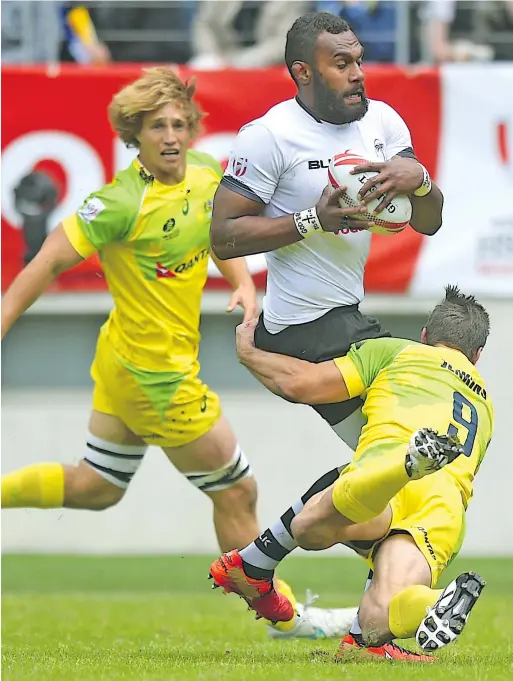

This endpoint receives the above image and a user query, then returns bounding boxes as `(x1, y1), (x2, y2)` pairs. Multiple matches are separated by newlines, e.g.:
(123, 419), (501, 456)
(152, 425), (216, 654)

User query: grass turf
(2, 554), (512, 681)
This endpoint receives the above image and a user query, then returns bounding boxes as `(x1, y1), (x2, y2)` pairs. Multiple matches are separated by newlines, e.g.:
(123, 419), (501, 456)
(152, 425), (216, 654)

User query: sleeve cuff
(62, 215), (96, 259)
(333, 356), (365, 398)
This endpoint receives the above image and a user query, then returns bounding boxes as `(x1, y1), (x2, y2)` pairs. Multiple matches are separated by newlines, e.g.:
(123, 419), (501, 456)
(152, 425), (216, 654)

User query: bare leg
(358, 534), (432, 646)
(162, 414), (259, 551)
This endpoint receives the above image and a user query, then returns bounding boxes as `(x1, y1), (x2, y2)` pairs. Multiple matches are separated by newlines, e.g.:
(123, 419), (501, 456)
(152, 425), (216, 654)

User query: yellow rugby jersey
(62, 149), (221, 372)
(334, 338), (494, 505)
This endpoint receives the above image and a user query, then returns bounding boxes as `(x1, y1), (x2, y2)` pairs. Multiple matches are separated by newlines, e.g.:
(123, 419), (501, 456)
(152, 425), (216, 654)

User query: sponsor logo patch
(78, 197), (105, 224)
(232, 157), (248, 177)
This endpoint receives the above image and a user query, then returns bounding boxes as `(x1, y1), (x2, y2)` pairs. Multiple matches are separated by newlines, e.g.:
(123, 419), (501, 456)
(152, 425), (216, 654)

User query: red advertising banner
(1, 64), (441, 294)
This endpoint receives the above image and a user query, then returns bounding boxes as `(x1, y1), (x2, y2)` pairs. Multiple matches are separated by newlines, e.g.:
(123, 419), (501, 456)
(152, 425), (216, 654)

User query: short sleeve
(62, 182), (135, 258)
(334, 338), (410, 397)
(380, 103), (414, 160)
(223, 122), (284, 204)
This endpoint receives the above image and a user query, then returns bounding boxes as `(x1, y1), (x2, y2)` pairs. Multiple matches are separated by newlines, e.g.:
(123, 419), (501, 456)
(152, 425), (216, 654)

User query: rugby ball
(328, 151), (412, 235)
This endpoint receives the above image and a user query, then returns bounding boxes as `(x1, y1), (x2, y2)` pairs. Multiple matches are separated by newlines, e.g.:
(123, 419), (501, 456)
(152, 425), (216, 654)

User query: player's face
(138, 104), (193, 182)
(312, 31), (368, 125)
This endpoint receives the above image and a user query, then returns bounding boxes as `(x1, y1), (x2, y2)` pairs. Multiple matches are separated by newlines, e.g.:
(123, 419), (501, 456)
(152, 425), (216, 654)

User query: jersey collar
(295, 96), (323, 123)
(134, 157), (155, 184)
(133, 157), (188, 191)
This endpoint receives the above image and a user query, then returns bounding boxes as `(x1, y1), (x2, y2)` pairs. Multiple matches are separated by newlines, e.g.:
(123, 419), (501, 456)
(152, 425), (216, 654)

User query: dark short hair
(285, 12), (352, 83)
(424, 285), (490, 361)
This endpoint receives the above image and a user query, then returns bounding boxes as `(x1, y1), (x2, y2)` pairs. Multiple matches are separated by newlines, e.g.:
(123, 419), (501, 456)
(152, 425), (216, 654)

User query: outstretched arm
(235, 320), (350, 404)
(1, 225), (83, 339)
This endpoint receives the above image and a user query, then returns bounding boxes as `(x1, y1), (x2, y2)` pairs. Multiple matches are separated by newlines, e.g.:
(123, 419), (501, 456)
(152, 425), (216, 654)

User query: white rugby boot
(267, 589), (358, 640)
(405, 428), (464, 480)
(416, 571), (486, 651)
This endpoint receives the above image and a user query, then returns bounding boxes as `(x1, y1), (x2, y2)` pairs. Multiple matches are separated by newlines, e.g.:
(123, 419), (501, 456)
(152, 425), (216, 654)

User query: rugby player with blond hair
(1, 67), (357, 640)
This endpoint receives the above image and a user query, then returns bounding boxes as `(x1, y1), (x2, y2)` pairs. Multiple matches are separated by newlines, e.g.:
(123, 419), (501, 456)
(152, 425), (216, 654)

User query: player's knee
(64, 461), (125, 510)
(187, 444), (256, 514)
(291, 511), (332, 551)
(66, 432), (147, 510)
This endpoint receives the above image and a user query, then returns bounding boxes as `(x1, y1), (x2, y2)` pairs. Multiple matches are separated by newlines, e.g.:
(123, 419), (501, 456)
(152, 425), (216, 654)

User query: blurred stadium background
(1, 2), (513, 678)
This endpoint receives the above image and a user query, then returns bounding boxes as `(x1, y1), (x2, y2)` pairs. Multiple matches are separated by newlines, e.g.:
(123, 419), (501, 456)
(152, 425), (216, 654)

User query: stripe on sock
(271, 519), (297, 551)
(255, 529), (290, 562)
(301, 467), (340, 504)
(281, 507), (296, 535)
(240, 468), (342, 576)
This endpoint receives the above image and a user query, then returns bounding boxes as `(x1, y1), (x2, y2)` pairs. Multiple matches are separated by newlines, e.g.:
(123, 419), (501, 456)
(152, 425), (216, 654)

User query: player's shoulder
(240, 99), (299, 140)
(365, 99), (405, 126)
(357, 336), (415, 353)
(98, 163), (145, 209)
(77, 163), (144, 223)
(187, 148), (223, 181)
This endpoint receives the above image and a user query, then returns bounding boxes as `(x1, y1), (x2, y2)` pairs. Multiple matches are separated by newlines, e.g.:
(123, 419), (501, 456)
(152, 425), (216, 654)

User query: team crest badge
(78, 197), (105, 224)
(232, 157), (248, 177)
(204, 200), (213, 218)
(162, 218), (179, 240)
(374, 139), (386, 161)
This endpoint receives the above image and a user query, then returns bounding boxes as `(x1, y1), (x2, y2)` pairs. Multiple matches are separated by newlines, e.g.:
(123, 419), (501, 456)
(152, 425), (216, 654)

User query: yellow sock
(389, 585), (442, 639)
(1, 463), (65, 508)
(264, 578), (298, 632)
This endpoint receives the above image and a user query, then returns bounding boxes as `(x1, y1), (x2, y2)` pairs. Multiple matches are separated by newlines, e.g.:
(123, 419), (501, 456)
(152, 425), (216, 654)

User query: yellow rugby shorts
(90, 331), (221, 447)
(332, 441), (466, 587)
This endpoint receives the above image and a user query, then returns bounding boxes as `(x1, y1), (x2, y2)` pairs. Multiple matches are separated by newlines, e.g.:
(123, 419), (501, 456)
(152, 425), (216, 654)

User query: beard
(312, 69), (369, 125)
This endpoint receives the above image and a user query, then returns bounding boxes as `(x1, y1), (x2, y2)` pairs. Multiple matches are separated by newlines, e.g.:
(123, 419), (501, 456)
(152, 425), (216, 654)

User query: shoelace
(302, 589), (342, 632)
(303, 588), (320, 610)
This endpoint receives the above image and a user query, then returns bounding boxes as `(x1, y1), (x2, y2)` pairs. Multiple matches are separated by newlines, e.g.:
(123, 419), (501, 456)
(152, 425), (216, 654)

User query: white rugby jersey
(223, 98), (413, 330)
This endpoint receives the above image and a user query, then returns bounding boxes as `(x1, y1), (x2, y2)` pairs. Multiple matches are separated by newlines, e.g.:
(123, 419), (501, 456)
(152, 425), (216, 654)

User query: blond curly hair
(108, 67), (204, 148)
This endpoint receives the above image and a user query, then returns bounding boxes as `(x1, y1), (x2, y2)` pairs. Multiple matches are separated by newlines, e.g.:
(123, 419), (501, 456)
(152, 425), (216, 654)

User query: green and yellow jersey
(335, 338), (494, 505)
(62, 149), (221, 373)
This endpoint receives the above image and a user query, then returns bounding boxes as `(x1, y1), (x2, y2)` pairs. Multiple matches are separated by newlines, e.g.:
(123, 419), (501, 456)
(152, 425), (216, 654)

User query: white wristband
(413, 164), (432, 197)
(293, 206), (322, 239)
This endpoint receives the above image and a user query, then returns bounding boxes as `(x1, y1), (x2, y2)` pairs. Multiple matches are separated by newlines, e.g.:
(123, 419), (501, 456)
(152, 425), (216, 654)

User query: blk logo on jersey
(232, 157), (248, 177)
(308, 160), (331, 170)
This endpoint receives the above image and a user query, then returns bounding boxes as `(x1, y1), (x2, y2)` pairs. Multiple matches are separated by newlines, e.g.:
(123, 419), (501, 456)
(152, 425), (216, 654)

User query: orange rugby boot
(209, 549), (295, 623)
(335, 633), (436, 662)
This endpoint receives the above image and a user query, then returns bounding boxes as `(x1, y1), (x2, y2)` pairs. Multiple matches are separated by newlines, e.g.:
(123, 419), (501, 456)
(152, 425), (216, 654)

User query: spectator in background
(89, 2), (196, 64)
(1, 0), (110, 65)
(421, 0), (494, 63)
(1, 0), (62, 63)
(59, 3), (111, 64)
(481, 0), (513, 61)
(189, 1), (310, 68)
(316, 1), (398, 62)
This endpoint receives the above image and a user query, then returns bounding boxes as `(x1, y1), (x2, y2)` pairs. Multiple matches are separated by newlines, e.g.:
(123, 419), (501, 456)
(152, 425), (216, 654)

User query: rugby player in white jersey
(209, 12), (444, 659)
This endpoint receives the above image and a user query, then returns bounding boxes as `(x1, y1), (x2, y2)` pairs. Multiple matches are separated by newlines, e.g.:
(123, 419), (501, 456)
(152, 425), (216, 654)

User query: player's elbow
(210, 237), (230, 260)
(277, 375), (312, 404)
(210, 220), (234, 260)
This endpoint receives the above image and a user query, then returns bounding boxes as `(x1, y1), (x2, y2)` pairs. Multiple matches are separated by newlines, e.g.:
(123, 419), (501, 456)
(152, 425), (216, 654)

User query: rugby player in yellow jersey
(1, 67), (357, 639)
(211, 285), (493, 660)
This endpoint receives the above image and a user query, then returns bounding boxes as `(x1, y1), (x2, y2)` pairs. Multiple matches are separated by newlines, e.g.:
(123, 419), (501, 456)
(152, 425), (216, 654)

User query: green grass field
(2, 554), (512, 681)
